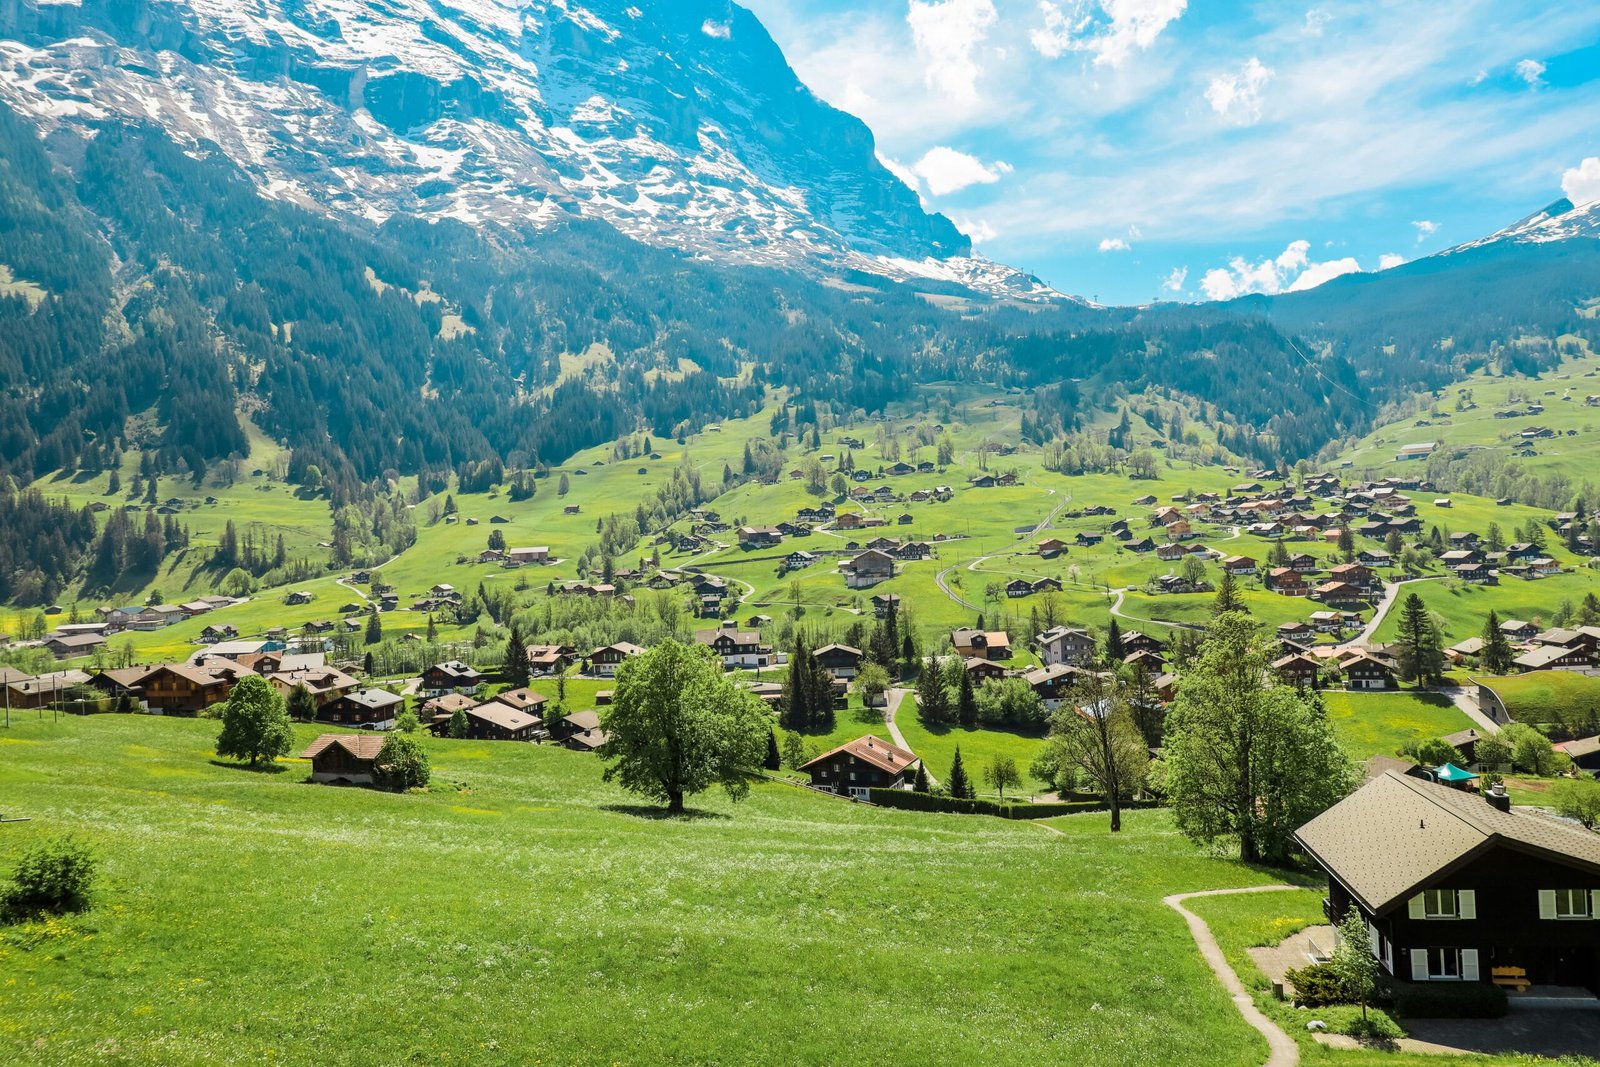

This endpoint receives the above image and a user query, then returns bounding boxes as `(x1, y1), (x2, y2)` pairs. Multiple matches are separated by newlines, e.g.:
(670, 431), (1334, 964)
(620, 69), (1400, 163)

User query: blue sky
(738, 0), (1600, 304)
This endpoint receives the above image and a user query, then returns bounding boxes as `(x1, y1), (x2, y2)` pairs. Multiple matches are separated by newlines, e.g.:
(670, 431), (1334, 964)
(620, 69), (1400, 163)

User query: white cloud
(1514, 58), (1546, 87)
(1469, 68), (1489, 87)
(1378, 253), (1406, 270)
(956, 217), (998, 243)
(1098, 237), (1131, 251)
(1412, 219), (1439, 242)
(907, 0), (998, 101)
(1287, 256), (1360, 291)
(909, 146), (1012, 196)
(1205, 57), (1274, 125)
(1303, 8), (1332, 36)
(1162, 266), (1188, 291)
(1562, 157), (1600, 206)
(700, 19), (731, 40)
(1198, 239), (1363, 299)
(1030, 0), (1188, 67)
(878, 153), (923, 195)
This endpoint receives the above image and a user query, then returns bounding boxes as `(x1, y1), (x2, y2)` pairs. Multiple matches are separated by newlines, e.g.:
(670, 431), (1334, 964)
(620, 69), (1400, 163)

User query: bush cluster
(1, 836), (96, 921)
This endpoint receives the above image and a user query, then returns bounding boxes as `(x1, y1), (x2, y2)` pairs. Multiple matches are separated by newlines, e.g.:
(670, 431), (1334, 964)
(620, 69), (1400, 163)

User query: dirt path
(1164, 886), (1304, 1067)
(883, 687), (928, 780)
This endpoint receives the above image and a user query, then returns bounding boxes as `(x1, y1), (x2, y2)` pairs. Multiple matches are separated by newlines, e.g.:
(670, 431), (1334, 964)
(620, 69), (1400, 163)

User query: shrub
(1, 836), (96, 920)
(376, 733), (431, 791)
(1387, 980), (1506, 1019)
(1284, 961), (1348, 1007)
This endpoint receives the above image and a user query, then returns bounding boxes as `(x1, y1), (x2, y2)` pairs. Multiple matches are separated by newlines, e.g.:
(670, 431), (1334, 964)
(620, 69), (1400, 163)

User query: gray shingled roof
(1295, 771), (1600, 915)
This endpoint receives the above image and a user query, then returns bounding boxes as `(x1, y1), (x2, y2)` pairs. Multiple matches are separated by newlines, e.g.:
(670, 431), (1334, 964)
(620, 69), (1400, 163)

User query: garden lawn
(0, 714), (1293, 1067)
(1321, 691), (1476, 761)
(892, 702), (1052, 796)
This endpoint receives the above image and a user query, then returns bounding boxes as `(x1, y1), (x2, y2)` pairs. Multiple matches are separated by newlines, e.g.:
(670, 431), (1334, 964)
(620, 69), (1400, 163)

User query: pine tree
(364, 608), (382, 645)
(1104, 618), (1124, 664)
(956, 665), (978, 728)
(1481, 610), (1515, 674)
(764, 728), (782, 771)
(916, 655), (951, 726)
(1337, 523), (1355, 562)
(426, 614), (438, 643)
(781, 635), (813, 730)
(947, 746), (975, 800)
(913, 761), (930, 793)
(1395, 592), (1442, 684)
(1212, 569), (1245, 615)
(504, 621), (531, 687)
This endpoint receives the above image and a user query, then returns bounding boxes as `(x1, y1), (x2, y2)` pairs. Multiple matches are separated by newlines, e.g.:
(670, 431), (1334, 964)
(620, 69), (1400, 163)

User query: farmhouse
(950, 628), (1011, 660)
(840, 549), (897, 589)
(1025, 663), (1083, 706)
(137, 663), (256, 715)
(464, 701), (543, 742)
(551, 710), (609, 751)
(1297, 770), (1600, 991)
(870, 593), (902, 618)
(508, 546), (550, 565)
(737, 525), (784, 548)
(44, 633), (106, 659)
(799, 735), (920, 800)
(1515, 644), (1594, 672)
(1272, 653), (1321, 689)
(303, 734), (387, 786)
(814, 643), (864, 679)
(422, 661), (485, 695)
(1267, 568), (1309, 596)
(1037, 626), (1097, 666)
(318, 688), (403, 728)
(526, 644), (578, 675)
(589, 643), (645, 678)
(1340, 652), (1398, 691)
(695, 624), (773, 669)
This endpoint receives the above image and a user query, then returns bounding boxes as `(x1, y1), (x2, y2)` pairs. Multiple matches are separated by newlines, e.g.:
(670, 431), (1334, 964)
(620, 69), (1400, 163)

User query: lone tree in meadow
(1211, 569), (1244, 615)
(1044, 671), (1149, 832)
(599, 640), (769, 814)
(984, 755), (1023, 802)
(215, 675), (295, 768)
(1163, 612), (1355, 864)
(364, 607), (383, 645)
(1480, 610), (1515, 674)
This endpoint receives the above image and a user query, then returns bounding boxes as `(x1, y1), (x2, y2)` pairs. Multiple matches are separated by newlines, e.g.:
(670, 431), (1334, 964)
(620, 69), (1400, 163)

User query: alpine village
(4, 1), (1600, 1065)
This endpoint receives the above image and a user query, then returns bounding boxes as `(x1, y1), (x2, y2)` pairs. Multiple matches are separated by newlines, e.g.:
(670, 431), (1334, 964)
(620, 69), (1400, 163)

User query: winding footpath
(934, 492), (1074, 612)
(1164, 886), (1304, 1067)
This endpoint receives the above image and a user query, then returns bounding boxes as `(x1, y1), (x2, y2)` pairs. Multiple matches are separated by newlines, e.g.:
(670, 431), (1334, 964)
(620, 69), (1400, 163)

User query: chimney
(1486, 782), (1511, 813)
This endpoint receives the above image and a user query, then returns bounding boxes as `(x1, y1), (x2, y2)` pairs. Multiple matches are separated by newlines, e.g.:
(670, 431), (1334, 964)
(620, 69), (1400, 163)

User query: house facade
(1298, 771), (1600, 992)
(799, 735), (919, 800)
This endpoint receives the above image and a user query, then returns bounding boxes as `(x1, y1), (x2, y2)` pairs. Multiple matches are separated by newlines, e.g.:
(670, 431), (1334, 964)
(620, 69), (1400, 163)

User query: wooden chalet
(320, 688), (404, 728)
(799, 735), (919, 800)
(303, 734), (386, 786)
(950, 628), (1011, 661)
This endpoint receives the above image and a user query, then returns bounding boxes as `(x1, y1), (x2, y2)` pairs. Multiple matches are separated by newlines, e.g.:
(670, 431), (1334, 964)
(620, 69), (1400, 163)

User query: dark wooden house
(799, 735), (920, 800)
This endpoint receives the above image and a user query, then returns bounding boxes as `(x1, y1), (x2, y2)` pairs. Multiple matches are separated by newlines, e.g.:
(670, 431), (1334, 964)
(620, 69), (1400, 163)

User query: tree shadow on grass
(207, 759), (290, 775)
(599, 803), (730, 821)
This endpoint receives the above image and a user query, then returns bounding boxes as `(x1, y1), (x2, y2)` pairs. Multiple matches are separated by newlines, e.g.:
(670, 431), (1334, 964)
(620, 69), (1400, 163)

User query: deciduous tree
(599, 640), (769, 813)
(215, 675), (294, 768)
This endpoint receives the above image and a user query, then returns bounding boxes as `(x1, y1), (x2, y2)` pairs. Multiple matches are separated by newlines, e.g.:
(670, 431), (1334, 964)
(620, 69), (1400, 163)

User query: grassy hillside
(0, 715), (1295, 1067)
(1472, 671), (1600, 725)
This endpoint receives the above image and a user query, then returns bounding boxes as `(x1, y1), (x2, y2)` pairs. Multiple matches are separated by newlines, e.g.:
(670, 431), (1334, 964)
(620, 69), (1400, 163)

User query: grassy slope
(1341, 348), (1600, 488)
(1470, 670), (1600, 725)
(1321, 692), (1476, 760)
(0, 715), (1300, 1067)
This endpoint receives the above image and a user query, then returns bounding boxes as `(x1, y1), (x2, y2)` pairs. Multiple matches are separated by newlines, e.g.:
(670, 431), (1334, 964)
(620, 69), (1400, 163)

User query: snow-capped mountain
(0, 0), (1054, 297)
(1446, 196), (1600, 254)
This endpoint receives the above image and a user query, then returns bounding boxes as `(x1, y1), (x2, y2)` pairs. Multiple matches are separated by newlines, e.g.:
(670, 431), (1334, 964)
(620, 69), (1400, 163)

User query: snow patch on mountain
(0, 0), (1065, 300)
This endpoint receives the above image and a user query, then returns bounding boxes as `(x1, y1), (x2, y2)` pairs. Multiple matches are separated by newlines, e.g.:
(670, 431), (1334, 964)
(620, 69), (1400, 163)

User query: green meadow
(2, 714), (1299, 1067)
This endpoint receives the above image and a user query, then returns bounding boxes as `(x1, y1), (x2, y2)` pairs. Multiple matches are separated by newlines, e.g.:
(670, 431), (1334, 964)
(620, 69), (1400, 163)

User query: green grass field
(1321, 691), (1477, 759)
(0, 714), (1308, 1067)
(1471, 670), (1600, 725)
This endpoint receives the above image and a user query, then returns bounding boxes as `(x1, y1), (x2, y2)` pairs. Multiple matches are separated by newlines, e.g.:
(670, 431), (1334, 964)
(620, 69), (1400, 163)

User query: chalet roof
(1515, 644), (1582, 669)
(562, 710), (601, 732)
(813, 643), (863, 658)
(469, 701), (541, 731)
(1296, 771), (1600, 915)
(341, 688), (404, 711)
(496, 687), (548, 709)
(302, 734), (386, 760)
(799, 734), (918, 776)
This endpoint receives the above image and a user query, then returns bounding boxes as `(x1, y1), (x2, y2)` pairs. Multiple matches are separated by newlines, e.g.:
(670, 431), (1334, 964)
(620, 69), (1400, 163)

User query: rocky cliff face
(0, 0), (1053, 291)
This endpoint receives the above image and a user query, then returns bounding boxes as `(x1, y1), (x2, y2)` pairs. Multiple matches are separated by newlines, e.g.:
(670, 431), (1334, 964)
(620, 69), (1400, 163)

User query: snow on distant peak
(0, 0), (1025, 295)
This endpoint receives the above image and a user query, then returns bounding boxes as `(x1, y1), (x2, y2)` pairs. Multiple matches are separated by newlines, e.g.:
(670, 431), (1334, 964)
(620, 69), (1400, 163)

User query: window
(1554, 889), (1593, 919)
(1423, 889), (1459, 918)
(1426, 948), (1460, 979)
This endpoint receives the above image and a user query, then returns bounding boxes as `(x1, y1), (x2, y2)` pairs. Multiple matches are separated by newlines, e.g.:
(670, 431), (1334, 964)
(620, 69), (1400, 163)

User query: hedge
(867, 788), (1161, 820)
(1386, 980), (1506, 1019)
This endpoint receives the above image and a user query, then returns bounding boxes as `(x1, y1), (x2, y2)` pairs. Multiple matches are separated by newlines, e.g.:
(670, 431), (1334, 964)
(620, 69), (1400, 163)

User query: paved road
(1164, 886), (1305, 1067)
(1444, 686), (1500, 735)
(883, 686), (929, 778)
(1339, 575), (1444, 650)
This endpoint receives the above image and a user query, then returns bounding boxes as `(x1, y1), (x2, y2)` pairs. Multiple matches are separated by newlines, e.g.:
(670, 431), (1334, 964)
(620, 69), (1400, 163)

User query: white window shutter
(1409, 894), (1426, 920)
(1410, 948), (1430, 980)
(1459, 890), (1476, 920)
(1461, 949), (1480, 981)
(1540, 889), (1557, 920)
(1591, 889), (1600, 919)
